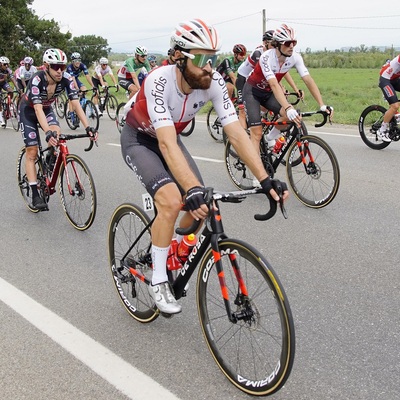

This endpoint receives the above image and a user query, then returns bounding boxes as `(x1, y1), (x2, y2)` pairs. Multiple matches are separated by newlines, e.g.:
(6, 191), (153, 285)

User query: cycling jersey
(125, 64), (238, 138)
(92, 64), (113, 79)
(246, 48), (309, 92)
(0, 66), (14, 83)
(17, 65), (38, 85)
(380, 55), (400, 80)
(67, 62), (89, 79)
(118, 57), (151, 80)
(216, 56), (244, 83)
(237, 44), (265, 79)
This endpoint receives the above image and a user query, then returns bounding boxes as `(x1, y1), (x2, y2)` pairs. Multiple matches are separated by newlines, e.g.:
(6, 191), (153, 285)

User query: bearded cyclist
(120, 18), (289, 314)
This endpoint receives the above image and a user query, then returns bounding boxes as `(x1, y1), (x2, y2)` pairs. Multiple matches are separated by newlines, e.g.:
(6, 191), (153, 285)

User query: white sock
(380, 122), (388, 131)
(266, 127), (282, 140)
(151, 244), (170, 285)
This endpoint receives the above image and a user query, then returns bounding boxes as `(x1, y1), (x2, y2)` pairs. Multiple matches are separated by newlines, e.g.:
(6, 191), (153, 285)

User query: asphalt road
(0, 114), (399, 400)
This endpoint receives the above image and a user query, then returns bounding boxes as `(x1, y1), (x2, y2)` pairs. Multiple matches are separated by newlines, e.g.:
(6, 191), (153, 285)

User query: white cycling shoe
(148, 281), (182, 314)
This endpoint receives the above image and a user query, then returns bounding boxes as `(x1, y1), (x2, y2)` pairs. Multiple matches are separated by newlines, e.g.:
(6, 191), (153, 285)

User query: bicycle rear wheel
(83, 100), (99, 131)
(197, 239), (295, 396)
(108, 203), (159, 323)
(207, 106), (224, 142)
(16, 147), (47, 213)
(286, 135), (340, 208)
(358, 105), (391, 150)
(115, 102), (126, 134)
(106, 94), (118, 120)
(59, 154), (97, 230)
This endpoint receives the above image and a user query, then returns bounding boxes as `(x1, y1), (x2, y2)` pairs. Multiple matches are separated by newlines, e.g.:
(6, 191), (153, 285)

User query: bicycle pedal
(160, 312), (174, 319)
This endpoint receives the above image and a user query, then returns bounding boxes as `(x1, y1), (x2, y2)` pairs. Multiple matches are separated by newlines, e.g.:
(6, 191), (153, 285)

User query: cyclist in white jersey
(242, 24), (332, 155)
(120, 18), (289, 314)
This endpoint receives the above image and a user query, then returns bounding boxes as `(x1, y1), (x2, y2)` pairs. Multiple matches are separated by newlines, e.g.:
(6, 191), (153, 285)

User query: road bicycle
(65, 89), (99, 131)
(16, 130), (98, 231)
(207, 92), (303, 143)
(91, 85), (119, 121)
(225, 110), (340, 208)
(53, 90), (68, 119)
(358, 104), (400, 149)
(1, 90), (19, 131)
(108, 184), (295, 397)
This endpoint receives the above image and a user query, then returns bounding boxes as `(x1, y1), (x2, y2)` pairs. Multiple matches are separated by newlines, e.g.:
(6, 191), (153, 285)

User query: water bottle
(272, 136), (286, 154)
(167, 238), (181, 271)
(177, 234), (198, 263)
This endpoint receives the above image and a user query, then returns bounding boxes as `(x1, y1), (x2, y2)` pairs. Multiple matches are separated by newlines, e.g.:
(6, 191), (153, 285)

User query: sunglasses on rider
(181, 51), (218, 68)
(49, 64), (67, 71)
(282, 40), (297, 47)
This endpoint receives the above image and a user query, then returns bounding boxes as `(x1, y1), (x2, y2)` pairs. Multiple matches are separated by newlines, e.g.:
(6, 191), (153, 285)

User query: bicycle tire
(115, 102), (126, 134)
(83, 100), (99, 131)
(106, 94), (118, 120)
(286, 134), (340, 208)
(54, 91), (67, 119)
(16, 146), (46, 213)
(197, 239), (295, 396)
(358, 105), (391, 150)
(58, 154), (97, 230)
(1, 108), (7, 129)
(64, 102), (79, 131)
(10, 100), (19, 131)
(108, 203), (159, 323)
(224, 140), (256, 190)
(180, 118), (195, 137)
(207, 106), (224, 142)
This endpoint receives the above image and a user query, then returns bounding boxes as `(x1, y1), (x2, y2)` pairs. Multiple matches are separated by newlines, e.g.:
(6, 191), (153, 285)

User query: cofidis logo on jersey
(151, 76), (167, 113)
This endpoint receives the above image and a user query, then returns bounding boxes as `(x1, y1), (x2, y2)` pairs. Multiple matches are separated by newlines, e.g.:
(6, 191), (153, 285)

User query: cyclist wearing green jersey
(117, 46), (151, 99)
(216, 44), (246, 98)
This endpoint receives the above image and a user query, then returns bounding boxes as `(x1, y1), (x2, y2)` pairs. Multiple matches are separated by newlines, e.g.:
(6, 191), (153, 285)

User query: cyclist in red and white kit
(242, 24), (332, 156)
(120, 18), (289, 314)
(378, 55), (400, 142)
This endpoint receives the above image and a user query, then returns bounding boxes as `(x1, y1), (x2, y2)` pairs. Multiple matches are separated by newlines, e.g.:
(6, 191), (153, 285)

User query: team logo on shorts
(32, 87), (39, 95)
(28, 131), (37, 139)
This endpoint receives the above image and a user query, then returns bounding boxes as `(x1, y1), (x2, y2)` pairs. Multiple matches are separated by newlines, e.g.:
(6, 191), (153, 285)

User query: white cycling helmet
(170, 19), (221, 51)
(71, 52), (81, 60)
(135, 46), (148, 56)
(24, 56), (34, 65)
(43, 48), (67, 64)
(99, 57), (108, 64)
(0, 56), (10, 64)
(273, 24), (296, 43)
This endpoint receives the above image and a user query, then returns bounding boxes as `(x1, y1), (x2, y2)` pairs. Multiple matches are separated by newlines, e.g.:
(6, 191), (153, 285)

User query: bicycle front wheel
(224, 140), (256, 190)
(286, 135), (340, 208)
(207, 106), (224, 142)
(108, 203), (158, 323)
(197, 239), (295, 396)
(115, 102), (126, 134)
(358, 105), (390, 150)
(59, 154), (97, 230)
(180, 118), (195, 137)
(106, 94), (118, 120)
(10, 100), (19, 131)
(83, 100), (99, 131)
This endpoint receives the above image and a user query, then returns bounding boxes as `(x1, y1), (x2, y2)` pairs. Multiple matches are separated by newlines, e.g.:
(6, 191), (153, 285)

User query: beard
(183, 67), (213, 90)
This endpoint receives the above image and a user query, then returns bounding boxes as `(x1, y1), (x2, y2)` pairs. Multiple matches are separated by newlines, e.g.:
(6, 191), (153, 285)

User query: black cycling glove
(185, 186), (206, 211)
(45, 130), (57, 142)
(260, 177), (288, 200)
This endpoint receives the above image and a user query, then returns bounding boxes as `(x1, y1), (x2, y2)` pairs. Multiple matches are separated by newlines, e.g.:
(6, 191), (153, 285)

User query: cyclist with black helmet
(66, 52), (93, 92)
(117, 46), (151, 99)
(16, 57), (38, 92)
(148, 55), (158, 70)
(216, 44), (246, 98)
(19, 48), (98, 210)
(91, 57), (118, 116)
(120, 18), (288, 314)
(161, 48), (177, 66)
(242, 25), (332, 162)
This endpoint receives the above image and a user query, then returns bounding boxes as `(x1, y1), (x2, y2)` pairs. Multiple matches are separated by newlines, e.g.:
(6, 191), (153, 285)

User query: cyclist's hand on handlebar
(184, 186), (208, 221)
(86, 126), (98, 142)
(286, 106), (301, 127)
(260, 177), (289, 218)
(320, 105), (334, 123)
(45, 130), (58, 147)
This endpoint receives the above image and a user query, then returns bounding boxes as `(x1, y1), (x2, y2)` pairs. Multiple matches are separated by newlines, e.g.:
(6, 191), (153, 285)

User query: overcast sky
(31, 0), (400, 55)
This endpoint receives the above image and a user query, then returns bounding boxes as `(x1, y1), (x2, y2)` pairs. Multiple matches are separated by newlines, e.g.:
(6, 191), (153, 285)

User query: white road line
(0, 277), (180, 400)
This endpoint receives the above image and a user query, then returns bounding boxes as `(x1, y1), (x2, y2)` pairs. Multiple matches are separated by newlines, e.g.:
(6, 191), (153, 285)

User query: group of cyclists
(14, 18), (400, 315)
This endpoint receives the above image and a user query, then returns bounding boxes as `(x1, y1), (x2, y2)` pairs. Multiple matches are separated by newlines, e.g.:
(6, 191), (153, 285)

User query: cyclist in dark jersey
(19, 48), (97, 210)
(66, 52), (93, 91)
(216, 44), (246, 98)
(0, 56), (19, 127)
(120, 19), (288, 314)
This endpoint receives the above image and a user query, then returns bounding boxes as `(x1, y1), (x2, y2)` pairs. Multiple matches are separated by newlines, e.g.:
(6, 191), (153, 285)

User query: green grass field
(86, 67), (386, 126)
